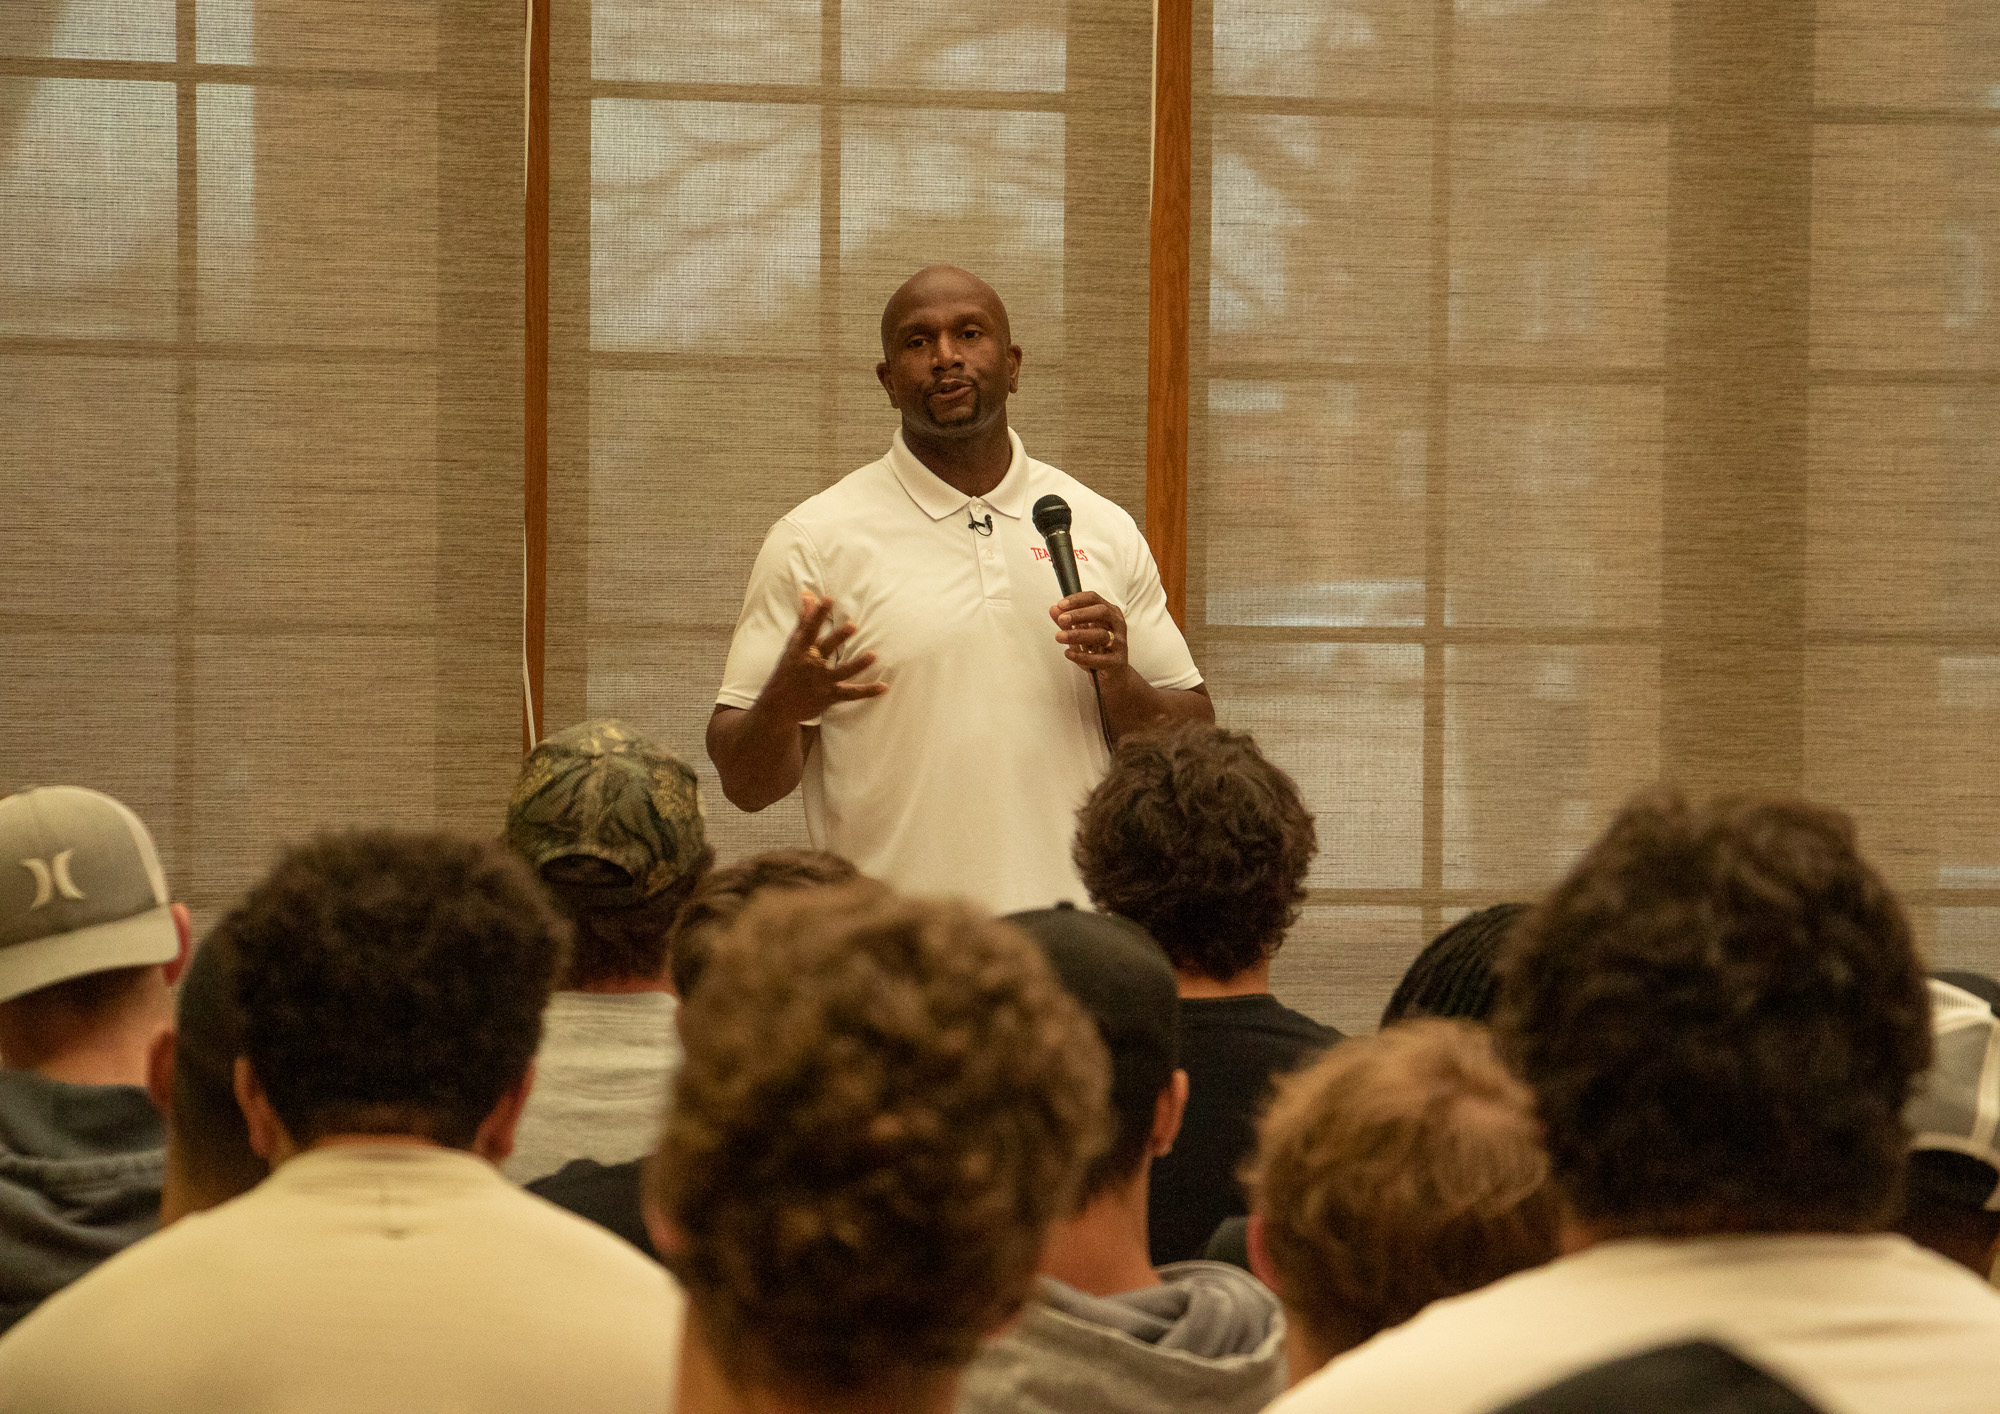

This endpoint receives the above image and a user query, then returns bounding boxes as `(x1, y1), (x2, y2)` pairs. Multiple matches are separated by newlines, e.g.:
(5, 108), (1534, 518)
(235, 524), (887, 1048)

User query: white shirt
(1272, 1233), (2000, 1414)
(0, 1144), (683, 1414)
(718, 430), (1201, 913)
(502, 990), (680, 1183)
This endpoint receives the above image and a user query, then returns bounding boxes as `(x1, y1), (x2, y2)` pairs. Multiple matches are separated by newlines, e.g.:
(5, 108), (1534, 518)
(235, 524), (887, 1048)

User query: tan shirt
(1271, 1233), (2000, 1414)
(0, 1143), (684, 1414)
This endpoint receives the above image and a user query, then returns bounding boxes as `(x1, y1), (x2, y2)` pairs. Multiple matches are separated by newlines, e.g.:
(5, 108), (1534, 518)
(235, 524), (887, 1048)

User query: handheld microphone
(1031, 494), (1083, 599)
(1032, 493), (1114, 752)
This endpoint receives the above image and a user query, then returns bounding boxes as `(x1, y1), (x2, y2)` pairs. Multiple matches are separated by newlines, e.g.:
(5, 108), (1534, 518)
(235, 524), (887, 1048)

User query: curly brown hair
(1495, 788), (1933, 1238)
(226, 831), (569, 1149)
(655, 884), (1110, 1399)
(1247, 1019), (1558, 1355)
(1073, 723), (1317, 981)
(667, 848), (858, 996)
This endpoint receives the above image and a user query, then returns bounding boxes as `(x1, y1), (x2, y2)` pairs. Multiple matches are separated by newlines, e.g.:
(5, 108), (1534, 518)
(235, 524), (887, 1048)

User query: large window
(549, 0), (1158, 861)
(1, 1), (523, 927)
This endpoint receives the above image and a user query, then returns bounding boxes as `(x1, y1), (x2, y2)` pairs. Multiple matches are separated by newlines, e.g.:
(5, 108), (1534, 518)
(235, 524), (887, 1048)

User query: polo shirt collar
(887, 428), (1030, 522)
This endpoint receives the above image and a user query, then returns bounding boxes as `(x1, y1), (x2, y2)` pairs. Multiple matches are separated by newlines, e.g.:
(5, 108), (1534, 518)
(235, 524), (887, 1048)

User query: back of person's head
(505, 719), (714, 989)
(1006, 905), (1180, 1200)
(1496, 788), (1932, 1240)
(668, 847), (858, 997)
(1073, 722), (1317, 983)
(227, 830), (568, 1150)
(1898, 976), (2000, 1274)
(159, 930), (266, 1214)
(655, 884), (1110, 1405)
(1247, 1019), (1557, 1364)
(0, 786), (185, 1031)
(1381, 903), (1528, 1026)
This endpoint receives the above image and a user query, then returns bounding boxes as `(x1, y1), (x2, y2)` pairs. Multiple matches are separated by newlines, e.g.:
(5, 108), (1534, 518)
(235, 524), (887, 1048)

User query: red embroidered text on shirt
(1031, 547), (1089, 562)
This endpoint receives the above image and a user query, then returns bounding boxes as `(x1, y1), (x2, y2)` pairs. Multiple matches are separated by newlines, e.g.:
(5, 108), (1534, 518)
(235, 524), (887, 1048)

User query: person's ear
(876, 358), (894, 405)
(471, 1063), (536, 1164)
(1150, 1069), (1190, 1158)
(145, 1028), (177, 1113)
(641, 1185), (688, 1263)
(1246, 1212), (1281, 1294)
(232, 1057), (292, 1162)
(1007, 342), (1022, 393)
(164, 904), (192, 986)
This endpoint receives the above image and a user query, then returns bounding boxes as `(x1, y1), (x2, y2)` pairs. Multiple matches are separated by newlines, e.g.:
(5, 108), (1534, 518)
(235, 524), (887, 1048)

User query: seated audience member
(665, 847), (859, 998)
(1487, 1341), (1827, 1414)
(501, 719), (714, 1182)
(1898, 975), (2000, 1276)
(1378, 903), (1528, 1026)
(650, 886), (1109, 1414)
(957, 905), (1285, 1414)
(1244, 1019), (1557, 1386)
(0, 831), (683, 1413)
(1265, 789), (2000, 1414)
(529, 848), (865, 1252)
(0, 787), (189, 1333)
(1207, 901), (1533, 1271)
(143, 927), (265, 1223)
(1074, 722), (1339, 1264)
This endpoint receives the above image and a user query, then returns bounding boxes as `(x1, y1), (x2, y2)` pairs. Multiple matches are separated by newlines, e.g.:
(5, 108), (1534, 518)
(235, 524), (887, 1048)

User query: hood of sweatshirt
(0, 1068), (165, 1332)
(957, 1260), (1286, 1414)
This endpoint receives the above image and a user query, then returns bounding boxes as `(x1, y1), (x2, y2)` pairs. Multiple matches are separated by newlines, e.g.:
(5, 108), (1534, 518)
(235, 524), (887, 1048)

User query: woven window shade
(549, 0), (1156, 863)
(0, 1), (524, 931)
(1194, 0), (2000, 1032)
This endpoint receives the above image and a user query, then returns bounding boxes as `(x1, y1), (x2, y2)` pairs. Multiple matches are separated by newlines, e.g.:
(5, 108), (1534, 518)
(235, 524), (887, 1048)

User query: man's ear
(641, 1184), (688, 1263)
(145, 1028), (177, 1113)
(470, 1063), (536, 1164)
(164, 904), (193, 986)
(1246, 1212), (1282, 1295)
(1150, 1069), (1190, 1159)
(232, 1057), (291, 1162)
(1007, 342), (1022, 392)
(876, 359), (894, 405)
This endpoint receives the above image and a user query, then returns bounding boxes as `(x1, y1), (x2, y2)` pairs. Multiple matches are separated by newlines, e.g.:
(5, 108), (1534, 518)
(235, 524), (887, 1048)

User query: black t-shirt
(1147, 993), (1341, 1266)
(526, 1156), (656, 1260)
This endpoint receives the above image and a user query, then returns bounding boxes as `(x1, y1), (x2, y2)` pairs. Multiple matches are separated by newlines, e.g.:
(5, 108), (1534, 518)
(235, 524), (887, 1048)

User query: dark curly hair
(655, 884), (1110, 1400)
(225, 831), (569, 1149)
(1495, 788), (1932, 1238)
(667, 848), (858, 997)
(1073, 723), (1316, 981)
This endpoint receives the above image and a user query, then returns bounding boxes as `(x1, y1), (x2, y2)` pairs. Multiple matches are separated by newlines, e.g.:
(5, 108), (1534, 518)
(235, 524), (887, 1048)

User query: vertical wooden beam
(523, 0), (550, 752)
(1146, 0), (1193, 628)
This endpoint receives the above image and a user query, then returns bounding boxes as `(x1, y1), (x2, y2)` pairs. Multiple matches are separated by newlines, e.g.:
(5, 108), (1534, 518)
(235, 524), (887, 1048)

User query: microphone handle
(1043, 527), (1084, 600)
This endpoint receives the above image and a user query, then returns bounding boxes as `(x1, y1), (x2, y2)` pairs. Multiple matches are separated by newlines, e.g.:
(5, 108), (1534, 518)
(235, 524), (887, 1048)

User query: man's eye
(962, 328), (983, 340)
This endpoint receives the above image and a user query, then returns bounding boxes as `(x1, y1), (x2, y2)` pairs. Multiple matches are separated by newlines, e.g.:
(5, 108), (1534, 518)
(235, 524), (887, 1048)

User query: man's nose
(932, 334), (964, 366)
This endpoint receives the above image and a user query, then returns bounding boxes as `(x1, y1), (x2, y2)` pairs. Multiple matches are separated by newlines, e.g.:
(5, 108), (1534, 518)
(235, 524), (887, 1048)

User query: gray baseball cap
(0, 786), (180, 1003)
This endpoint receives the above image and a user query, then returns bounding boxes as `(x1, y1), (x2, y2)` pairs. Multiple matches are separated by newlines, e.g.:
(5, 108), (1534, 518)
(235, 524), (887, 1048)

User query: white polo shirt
(718, 429), (1202, 913)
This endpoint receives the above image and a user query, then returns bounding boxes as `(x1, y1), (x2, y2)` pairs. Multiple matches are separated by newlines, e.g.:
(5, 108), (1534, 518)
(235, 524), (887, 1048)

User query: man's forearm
(1093, 670), (1214, 743)
(706, 703), (808, 812)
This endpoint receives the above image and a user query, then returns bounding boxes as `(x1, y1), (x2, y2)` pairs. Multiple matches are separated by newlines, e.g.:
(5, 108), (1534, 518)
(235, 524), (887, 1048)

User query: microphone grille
(1031, 494), (1072, 536)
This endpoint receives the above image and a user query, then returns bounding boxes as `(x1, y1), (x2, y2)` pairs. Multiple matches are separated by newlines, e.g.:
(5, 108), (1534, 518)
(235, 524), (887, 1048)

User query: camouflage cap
(505, 720), (707, 906)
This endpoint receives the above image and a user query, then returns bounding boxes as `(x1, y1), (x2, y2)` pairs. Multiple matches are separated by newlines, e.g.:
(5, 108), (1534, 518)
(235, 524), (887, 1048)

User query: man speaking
(709, 266), (1212, 912)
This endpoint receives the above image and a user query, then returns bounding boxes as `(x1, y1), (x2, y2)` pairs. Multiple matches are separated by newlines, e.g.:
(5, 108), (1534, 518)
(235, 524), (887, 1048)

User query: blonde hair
(1247, 1019), (1558, 1351)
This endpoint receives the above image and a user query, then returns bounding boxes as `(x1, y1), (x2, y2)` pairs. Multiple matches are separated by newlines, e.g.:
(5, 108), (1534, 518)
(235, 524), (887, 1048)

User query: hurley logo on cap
(0, 787), (182, 1004)
(20, 851), (86, 909)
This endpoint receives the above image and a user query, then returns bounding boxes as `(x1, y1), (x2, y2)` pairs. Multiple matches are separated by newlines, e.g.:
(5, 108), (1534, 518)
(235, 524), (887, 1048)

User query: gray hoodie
(0, 1069), (165, 1334)
(957, 1260), (1286, 1414)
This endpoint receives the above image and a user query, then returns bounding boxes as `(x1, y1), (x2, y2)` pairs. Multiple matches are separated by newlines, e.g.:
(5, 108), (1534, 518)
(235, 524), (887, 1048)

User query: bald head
(879, 265), (1012, 358)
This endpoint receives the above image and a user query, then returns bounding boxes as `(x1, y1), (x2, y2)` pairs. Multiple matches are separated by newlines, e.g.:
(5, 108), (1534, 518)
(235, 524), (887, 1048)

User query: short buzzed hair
(655, 885), (1109, 1400)
(1248, 1019), (1558, 1353)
